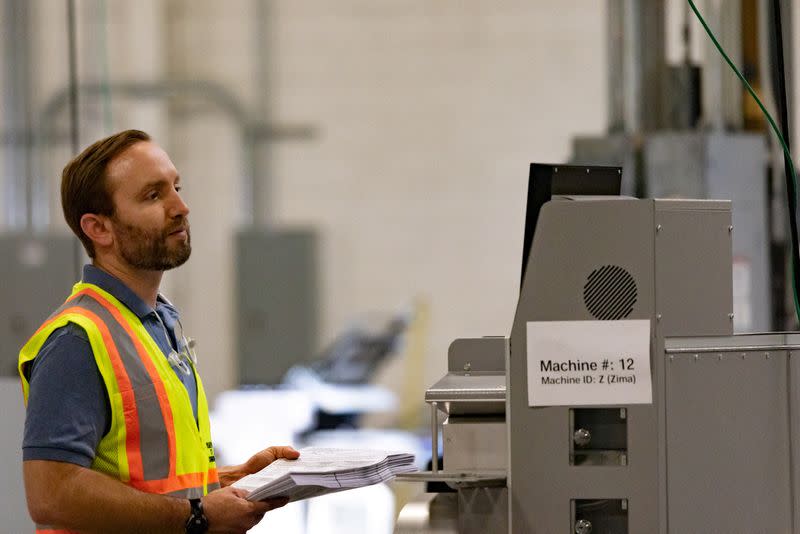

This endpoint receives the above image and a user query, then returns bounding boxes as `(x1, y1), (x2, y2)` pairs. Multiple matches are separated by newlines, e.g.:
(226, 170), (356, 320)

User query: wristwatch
(185, 498), (209, 534)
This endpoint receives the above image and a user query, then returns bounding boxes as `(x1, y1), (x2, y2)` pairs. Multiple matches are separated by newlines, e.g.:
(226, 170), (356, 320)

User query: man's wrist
(184, 497), (208, 534)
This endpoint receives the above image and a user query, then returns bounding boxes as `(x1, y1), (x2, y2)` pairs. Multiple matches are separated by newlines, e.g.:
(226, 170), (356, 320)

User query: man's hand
(203, 486), (289, 534)
(219, 446), (300, 487)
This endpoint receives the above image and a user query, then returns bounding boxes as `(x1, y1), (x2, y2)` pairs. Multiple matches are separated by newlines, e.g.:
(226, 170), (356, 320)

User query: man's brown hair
(61, 129), (151, 257)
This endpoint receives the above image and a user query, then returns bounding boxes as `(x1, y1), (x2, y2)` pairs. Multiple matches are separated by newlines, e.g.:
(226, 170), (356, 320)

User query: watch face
(185, 499), (208, 534)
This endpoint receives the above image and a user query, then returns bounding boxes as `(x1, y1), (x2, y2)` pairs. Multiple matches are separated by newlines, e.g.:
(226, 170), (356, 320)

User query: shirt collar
(156, 294), (181, 331)
(82, 264), (169, 320)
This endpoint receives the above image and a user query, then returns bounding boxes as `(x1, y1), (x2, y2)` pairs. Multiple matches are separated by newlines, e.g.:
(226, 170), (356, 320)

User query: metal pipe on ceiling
(33, 80), (315, 227)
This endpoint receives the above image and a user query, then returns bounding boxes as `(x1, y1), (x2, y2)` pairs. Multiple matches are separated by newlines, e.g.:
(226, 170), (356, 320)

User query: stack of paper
(232, 447), (417, 502)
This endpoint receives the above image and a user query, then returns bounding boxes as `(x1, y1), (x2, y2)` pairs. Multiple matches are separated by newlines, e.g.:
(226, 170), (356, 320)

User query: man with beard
(18, 130), (299, 534)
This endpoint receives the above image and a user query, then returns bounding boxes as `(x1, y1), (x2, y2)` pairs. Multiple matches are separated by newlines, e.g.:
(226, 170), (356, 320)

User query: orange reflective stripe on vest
(60, 303), (148, 480)
(67, 287), (178, 482)
(135, 467), (220, 495)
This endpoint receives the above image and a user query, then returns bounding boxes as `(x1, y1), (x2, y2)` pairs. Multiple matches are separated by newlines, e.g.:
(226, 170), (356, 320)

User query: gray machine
(397, 165), (798, 532)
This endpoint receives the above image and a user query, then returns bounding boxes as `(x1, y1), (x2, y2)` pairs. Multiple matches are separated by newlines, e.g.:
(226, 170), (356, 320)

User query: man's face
(105, 141), (191, 271)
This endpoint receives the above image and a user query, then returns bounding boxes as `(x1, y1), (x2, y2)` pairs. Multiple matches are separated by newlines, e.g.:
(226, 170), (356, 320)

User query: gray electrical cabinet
(0, 377), (34, 532)
(2, 234), (75, 532)
(235, 228), (318, 385)
(0, 233), (77, 376)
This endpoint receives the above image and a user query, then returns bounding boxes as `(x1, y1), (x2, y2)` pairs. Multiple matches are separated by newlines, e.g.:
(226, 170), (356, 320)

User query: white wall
(266, 0), (608, 404)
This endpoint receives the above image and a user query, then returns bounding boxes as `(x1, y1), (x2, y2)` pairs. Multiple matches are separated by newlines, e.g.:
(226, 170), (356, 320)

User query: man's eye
(175, 185), (182, 193)
(147, 191), (159, 200)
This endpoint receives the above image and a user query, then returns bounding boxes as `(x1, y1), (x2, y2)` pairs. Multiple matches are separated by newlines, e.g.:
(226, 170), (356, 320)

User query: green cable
(687, 0), (800, 322)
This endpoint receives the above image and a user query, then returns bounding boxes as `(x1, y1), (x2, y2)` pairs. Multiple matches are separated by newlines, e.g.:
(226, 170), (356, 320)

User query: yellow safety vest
(19, 283), (219, 533)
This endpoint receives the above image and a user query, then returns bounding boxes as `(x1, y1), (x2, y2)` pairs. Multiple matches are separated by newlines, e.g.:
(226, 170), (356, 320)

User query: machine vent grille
(583, 265), (637, 320)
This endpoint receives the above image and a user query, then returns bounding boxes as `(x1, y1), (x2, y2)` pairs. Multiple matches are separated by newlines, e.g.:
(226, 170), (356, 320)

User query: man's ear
(80, 213), (113, 250)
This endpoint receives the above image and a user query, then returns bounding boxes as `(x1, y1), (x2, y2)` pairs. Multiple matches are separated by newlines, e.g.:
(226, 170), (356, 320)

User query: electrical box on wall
(235, 228), (318, 385)
(0, 234), (77, 376)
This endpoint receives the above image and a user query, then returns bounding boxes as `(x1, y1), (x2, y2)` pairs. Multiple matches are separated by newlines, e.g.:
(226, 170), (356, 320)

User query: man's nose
(169, 190), (190, 217)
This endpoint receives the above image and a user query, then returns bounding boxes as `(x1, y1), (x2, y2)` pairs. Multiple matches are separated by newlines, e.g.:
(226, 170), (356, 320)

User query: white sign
(527, 320), (652, 407)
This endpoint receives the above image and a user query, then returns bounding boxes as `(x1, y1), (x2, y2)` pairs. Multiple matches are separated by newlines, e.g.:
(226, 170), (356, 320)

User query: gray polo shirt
(22, 265), (199, 467)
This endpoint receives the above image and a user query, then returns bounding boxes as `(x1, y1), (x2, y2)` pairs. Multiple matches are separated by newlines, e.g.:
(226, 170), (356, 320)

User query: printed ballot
(232, 447), (417, 502)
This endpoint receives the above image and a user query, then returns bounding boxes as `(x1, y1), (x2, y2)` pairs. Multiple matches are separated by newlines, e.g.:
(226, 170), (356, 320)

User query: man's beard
(112, 216), (192, 271)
